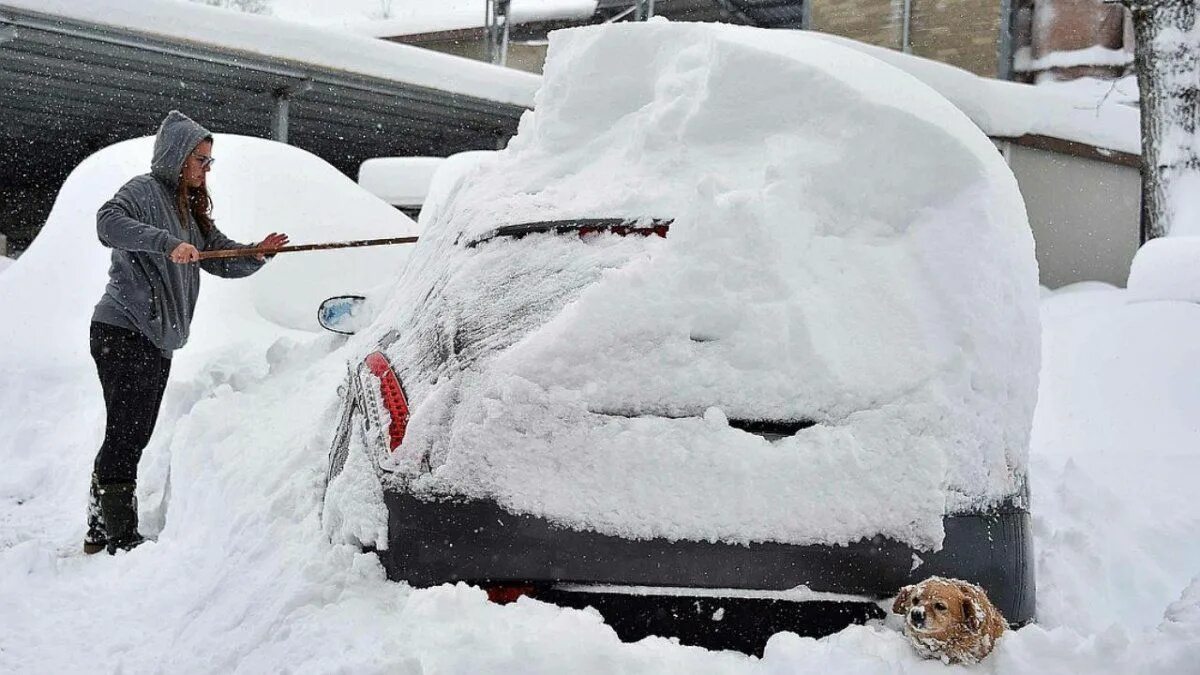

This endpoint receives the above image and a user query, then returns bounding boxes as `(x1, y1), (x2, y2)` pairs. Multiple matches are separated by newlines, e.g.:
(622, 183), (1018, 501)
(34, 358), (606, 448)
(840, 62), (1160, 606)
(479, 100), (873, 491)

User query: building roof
(0, 0), (539, 190)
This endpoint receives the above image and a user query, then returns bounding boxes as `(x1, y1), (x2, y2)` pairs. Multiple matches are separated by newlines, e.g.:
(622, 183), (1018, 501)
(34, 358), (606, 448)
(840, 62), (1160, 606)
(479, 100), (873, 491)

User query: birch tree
(1119, 0), (1200, 238)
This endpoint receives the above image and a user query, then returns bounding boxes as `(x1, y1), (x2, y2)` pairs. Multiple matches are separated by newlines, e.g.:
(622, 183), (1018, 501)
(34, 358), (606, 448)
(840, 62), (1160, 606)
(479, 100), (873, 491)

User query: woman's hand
(169, 242), (200, 264)
(256, 232), (290, 261)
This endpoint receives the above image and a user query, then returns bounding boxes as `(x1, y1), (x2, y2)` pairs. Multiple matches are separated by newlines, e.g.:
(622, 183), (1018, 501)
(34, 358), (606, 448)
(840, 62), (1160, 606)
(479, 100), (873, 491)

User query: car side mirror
(318, 295), (370, 335)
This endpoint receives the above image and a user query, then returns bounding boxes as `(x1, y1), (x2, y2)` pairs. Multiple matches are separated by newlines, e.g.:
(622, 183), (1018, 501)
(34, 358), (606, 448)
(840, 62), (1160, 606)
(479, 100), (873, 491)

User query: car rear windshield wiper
(466, 218), (673, 248)
(726, 419), (817, 441)
(592, 411), (816, 442)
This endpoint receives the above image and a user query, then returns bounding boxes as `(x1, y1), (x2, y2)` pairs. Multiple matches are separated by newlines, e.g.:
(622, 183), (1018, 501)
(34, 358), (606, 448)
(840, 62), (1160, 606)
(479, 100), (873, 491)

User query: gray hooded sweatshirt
(92, 111), (264, 356)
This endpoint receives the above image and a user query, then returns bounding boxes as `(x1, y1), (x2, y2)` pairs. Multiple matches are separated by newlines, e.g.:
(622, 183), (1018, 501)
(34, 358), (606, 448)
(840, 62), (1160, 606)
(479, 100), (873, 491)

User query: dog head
(893, 577), (987, 638)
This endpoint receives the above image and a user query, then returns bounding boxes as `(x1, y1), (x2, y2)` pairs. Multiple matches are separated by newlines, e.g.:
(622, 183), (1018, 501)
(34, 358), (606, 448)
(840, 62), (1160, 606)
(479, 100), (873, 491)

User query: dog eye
(912, 597), (920, 606)
(934, 602), (947, 611)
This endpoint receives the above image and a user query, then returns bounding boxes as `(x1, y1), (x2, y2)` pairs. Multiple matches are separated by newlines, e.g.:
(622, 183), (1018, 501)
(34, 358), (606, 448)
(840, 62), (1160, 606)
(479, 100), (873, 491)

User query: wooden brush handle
(196, 236), (420, 261)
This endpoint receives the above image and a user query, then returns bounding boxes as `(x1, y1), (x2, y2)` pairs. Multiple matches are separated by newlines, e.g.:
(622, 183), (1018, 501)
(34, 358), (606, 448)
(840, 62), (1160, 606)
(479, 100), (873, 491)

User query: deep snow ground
(1, 273), (1199, 672)
(0, 31), (1197, 671)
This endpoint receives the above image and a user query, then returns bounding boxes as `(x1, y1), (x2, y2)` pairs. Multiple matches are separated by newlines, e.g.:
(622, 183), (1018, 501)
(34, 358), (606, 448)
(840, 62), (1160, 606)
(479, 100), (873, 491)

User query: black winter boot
(98, 483), (145, 554)
(83, 473), (107, 555)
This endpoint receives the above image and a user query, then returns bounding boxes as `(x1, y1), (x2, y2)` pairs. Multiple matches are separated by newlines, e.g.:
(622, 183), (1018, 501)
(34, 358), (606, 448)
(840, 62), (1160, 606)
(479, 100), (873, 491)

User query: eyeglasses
(191, 152), (215, 168)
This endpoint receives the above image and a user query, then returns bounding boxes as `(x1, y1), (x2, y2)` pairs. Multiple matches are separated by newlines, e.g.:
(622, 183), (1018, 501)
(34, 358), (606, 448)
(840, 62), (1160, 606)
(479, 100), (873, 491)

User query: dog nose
(910, 609), (925, 626)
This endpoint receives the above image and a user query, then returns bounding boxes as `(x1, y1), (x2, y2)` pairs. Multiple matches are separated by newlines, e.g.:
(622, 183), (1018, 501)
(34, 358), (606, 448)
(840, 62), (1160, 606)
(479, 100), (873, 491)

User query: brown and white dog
(892, 577), (1007, 664)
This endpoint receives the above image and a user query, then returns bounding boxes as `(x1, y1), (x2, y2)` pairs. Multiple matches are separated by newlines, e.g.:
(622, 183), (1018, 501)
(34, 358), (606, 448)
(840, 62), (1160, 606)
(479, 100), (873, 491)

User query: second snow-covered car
(321, 23), (1040, 651)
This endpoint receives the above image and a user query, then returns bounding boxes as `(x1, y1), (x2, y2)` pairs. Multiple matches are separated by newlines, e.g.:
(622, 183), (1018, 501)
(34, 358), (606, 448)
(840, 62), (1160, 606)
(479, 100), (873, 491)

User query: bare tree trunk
(1121, 0), (1200, 239)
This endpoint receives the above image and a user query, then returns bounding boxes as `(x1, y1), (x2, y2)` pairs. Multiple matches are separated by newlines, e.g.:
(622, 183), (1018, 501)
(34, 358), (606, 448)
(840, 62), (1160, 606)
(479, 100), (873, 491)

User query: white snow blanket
(358, 156), (444, 209)
(810, 33), (1140, 155)
(372, 23), (1041, 550)
(1127, 237), (1200, 303)
(1, 24), (1198, 675)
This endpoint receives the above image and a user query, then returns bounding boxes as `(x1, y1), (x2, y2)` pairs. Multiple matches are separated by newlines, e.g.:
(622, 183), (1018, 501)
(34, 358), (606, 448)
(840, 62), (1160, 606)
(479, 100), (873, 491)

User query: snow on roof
(4, 0), (541, 107)
(1015, 45), (1134, 72)
(808, 32), (1141, 156)
(1036, 74), (1140, 107)
(358, 157), (445, 208)
(332, 0), (599, 39)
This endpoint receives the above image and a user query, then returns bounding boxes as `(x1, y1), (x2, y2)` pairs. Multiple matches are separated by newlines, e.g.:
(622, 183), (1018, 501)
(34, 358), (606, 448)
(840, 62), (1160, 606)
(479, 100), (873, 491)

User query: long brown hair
(176, 181), (214, 237)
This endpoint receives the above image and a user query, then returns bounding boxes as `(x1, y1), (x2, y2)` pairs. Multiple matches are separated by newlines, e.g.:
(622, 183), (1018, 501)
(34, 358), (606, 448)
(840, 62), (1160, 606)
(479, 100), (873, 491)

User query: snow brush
(196, 235), (419, 261)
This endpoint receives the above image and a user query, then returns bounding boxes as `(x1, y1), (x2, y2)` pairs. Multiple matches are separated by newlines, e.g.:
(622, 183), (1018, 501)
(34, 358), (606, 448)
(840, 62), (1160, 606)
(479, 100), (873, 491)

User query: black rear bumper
(379, 491), (1035, 624)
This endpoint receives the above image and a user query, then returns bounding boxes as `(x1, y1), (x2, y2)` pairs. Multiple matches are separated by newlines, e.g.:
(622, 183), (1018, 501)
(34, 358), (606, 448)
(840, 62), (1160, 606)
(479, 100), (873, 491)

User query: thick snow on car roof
(376, 22), (1040, 550)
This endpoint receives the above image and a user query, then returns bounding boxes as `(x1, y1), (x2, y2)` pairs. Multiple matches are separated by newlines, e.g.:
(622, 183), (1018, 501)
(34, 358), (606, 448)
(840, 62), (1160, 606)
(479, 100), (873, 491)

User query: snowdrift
(0, 134), (416, 371)
(0, 22), (1198, 675)
(371, 23), (1041, 550)
(1127, 236), (1200, 303)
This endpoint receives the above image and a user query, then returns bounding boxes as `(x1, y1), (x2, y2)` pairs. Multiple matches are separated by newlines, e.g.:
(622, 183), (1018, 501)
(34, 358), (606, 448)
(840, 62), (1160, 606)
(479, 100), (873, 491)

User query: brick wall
(810, 0), (903, 51)
(810, 0), (1004, 78)
(1026, 0), (1130, 81)
(910, 0), (1003, 77)
(389, 34), (547, 74)
(1033, 0), (1124, 55)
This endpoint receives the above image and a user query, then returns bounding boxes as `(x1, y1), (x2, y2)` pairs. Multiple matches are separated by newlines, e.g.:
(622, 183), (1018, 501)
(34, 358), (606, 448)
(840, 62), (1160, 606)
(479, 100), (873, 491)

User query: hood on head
(151, 110), (212, 187)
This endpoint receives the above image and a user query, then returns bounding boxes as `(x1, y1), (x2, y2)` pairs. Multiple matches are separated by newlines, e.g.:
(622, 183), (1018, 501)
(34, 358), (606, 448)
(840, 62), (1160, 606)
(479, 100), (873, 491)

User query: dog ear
(953, 582), (985, 630)
(962, 596), (980, 631)
(892, 585), (914, 615)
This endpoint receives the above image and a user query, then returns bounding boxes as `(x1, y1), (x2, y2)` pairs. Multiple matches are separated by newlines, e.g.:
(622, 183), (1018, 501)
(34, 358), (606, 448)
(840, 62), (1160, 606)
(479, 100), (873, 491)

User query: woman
(85, 110), (289, 554)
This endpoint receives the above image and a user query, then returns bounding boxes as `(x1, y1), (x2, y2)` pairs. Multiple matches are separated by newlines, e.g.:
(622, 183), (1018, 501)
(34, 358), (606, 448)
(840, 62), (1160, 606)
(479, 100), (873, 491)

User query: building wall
(1033, 0), (1124, 55)
(909, 0), (1003, 77)
(390, 36), (548, 74)
(0, 185), (59, 254)
(1014, 0), (1131, 82)
(809, 0), (901, 50)
(1000, 141), (1141, 288)
(810, 0), (1003, 77)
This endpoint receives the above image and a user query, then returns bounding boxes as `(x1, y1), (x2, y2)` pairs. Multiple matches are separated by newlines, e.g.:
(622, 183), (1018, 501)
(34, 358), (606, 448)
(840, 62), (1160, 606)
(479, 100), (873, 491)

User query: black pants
(91, 322), (172, 485)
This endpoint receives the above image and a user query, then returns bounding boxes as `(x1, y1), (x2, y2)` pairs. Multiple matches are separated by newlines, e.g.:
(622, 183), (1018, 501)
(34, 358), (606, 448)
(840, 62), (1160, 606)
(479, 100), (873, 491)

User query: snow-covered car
(321, 23), (1040, 650)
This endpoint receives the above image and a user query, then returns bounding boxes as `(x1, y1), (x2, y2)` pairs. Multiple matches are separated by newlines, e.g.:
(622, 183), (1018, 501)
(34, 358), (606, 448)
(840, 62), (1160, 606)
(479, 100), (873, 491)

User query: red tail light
(485, 585), (537, 604)
(576, 223), (669, 239)
(364, 351), (409, 451)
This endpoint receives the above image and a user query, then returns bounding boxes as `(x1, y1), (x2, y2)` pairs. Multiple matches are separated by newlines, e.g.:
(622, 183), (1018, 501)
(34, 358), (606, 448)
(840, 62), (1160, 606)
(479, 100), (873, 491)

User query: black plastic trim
(378, 492), (1035, 624)
(589, 413), (817, 441)
(538, 588), (884, 654)
(728, 418), (816, 439)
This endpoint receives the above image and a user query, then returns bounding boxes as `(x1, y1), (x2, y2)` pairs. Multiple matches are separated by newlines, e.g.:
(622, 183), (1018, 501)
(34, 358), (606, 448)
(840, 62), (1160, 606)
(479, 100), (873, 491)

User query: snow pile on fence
(375, 22), (1041, 550)
(1014, 45), (1134, 72)
(1036, 74), (1140, 108)
(811, 33), (1140, 155)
